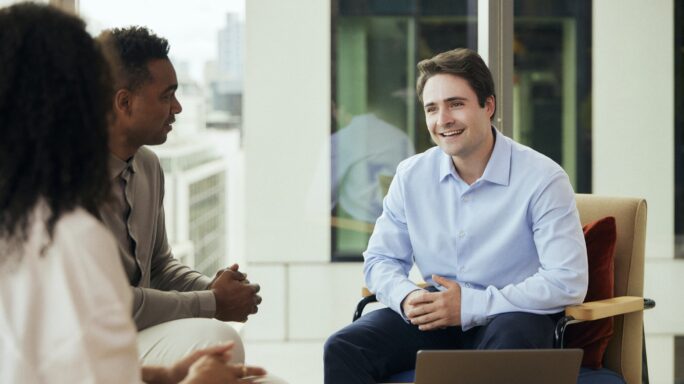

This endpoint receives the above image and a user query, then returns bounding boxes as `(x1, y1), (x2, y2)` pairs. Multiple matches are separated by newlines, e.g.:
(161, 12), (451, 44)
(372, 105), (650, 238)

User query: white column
(244, 0), (331, 264)
(593, 1), (679, 383)
(593, 0), (674, 259)
(244, 0), (339, 342)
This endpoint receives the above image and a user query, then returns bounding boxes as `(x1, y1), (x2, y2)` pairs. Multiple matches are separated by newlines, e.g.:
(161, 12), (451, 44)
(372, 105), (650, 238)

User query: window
(80, 0), (244, 271)
(513, 0), (592, 192)
(331, 0), (594, 261)
(675, 0), (684, 259)
(678, 336), (684, 384)
(675, 1), (684, 380)
(189, 173), (226, 275)
(331, 0), (478, 261)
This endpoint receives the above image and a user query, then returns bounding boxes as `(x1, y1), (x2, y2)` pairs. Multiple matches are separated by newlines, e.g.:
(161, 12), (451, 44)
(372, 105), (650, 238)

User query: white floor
(244, 341), (325, 384)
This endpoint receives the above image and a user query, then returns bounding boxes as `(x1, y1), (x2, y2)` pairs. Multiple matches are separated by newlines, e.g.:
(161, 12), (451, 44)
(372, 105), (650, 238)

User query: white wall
(243, 0), (364, 341)
(593, 0), (674, 259)
(244, 0), (330, 264)
(593, 0), (680, 382)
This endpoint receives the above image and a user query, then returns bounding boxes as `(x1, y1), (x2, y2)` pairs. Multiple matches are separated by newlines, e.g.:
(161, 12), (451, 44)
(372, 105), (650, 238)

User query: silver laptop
(414, 349), (583, 384)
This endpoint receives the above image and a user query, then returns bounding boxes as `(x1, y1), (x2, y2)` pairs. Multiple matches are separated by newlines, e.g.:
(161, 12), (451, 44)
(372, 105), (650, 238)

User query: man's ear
(485, 95), (496, 120)
(114, 88), (133, 116)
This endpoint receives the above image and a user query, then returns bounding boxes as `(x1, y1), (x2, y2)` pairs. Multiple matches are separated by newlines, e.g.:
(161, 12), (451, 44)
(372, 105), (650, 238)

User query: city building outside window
(80, 0), (244, 275)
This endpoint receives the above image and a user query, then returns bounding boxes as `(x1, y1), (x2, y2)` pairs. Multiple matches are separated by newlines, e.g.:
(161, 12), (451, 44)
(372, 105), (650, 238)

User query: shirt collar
(108, 152), (138, 180)
(480, 128), (511, 186)
(438, 127), (511, 186)
(439, 151), (456, 182)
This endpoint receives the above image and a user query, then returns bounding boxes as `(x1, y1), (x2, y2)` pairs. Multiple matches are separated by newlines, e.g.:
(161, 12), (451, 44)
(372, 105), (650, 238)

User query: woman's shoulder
(51, 208), (119, 264)
(56, 208), (110, 239)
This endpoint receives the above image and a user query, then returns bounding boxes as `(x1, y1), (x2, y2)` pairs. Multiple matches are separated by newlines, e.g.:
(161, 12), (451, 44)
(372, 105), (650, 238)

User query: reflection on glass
(513, 0), (592, 192)
(675, 0), (684, 259)
(332, 0), (476, 260)
(677, 335), (684, 384)
(332, 111), (415, 224)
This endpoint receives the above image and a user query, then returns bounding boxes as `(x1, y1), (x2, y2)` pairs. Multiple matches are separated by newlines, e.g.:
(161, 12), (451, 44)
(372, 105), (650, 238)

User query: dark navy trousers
(324, 308), (559, 384)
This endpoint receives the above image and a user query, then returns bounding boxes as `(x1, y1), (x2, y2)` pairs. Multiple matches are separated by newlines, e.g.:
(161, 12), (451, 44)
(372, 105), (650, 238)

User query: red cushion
(565, 216), (617, 369)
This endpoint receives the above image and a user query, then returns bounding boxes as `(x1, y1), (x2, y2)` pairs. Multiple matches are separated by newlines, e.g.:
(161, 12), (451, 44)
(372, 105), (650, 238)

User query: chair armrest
(353, 294), (378, 322)
(565, 296), (644, 321)
(361, 282), (428, 297)
(555, 297), (655, 348)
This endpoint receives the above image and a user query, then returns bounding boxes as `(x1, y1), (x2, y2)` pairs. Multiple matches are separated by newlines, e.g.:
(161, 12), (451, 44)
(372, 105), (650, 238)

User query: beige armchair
(561, 194), (652, 383)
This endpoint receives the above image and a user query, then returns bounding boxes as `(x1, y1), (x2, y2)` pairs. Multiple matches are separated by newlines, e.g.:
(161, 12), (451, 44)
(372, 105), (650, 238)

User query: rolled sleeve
(195, 290), (217, 318)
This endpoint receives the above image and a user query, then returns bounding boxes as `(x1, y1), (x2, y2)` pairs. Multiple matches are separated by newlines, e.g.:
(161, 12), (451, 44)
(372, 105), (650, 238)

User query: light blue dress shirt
(363, 129), (588, 331)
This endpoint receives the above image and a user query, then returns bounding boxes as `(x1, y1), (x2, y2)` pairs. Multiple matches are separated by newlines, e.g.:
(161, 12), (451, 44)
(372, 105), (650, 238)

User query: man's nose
(437, 107), (453, 126)
(172, 95), (182, 114)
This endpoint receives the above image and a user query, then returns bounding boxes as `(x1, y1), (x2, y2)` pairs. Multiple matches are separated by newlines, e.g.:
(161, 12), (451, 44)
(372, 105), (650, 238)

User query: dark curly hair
(0, 3), (112, 254)
(106, 26), (170, 90)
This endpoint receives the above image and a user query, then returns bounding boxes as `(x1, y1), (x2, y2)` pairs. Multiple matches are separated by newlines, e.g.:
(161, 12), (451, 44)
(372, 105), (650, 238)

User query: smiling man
(100, 26), (261, 367)
(324, 48), (589, 383)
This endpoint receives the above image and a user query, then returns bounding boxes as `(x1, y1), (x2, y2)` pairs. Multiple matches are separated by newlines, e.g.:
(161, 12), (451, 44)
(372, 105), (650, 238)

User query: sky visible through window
(80, 0), (244, 83)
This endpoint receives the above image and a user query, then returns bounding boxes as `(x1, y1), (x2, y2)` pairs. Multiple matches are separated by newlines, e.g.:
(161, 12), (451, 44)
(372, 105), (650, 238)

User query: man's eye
(450, 102), (463, 108)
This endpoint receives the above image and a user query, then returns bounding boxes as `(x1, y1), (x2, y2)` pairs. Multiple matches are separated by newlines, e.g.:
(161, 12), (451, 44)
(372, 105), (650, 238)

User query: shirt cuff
(387, 280), (425, 321)
(195, 290), (217, 318)
(460, 285), (489, 331)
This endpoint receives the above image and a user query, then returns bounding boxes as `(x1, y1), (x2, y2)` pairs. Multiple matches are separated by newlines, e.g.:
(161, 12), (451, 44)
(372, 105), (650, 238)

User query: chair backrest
(574, 194), (647, 384)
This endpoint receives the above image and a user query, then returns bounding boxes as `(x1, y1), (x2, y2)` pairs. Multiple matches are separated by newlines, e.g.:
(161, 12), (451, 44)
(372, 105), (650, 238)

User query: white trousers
(137, 318), (288, 383)
(138, 318), (245, 365)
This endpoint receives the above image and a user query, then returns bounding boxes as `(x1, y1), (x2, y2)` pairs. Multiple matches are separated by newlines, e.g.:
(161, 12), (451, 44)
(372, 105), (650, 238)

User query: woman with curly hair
(0, 3), (264, 383)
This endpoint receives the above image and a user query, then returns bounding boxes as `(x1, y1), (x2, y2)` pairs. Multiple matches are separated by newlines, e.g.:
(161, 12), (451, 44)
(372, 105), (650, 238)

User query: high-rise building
(208, 13), (244, 118)
(153, 139), (229, 277)
(151, 69), (230, 277)
(218, 13), (243, 80)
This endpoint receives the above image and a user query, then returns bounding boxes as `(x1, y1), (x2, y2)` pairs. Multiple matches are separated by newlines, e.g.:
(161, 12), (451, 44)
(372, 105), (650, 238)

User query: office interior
(5, 0), (684, 382)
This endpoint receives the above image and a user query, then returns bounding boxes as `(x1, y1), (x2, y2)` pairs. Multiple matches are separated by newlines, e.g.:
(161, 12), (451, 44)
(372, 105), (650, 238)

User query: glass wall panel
(678, 335), (684, 384)
(331, 0), (477, 261)
(513, 0), (592, 192)
(675, 0), (684, 259)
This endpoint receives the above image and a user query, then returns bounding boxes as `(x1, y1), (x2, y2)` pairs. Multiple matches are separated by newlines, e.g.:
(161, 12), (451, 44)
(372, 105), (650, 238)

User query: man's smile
(440, 128), (465, 137)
